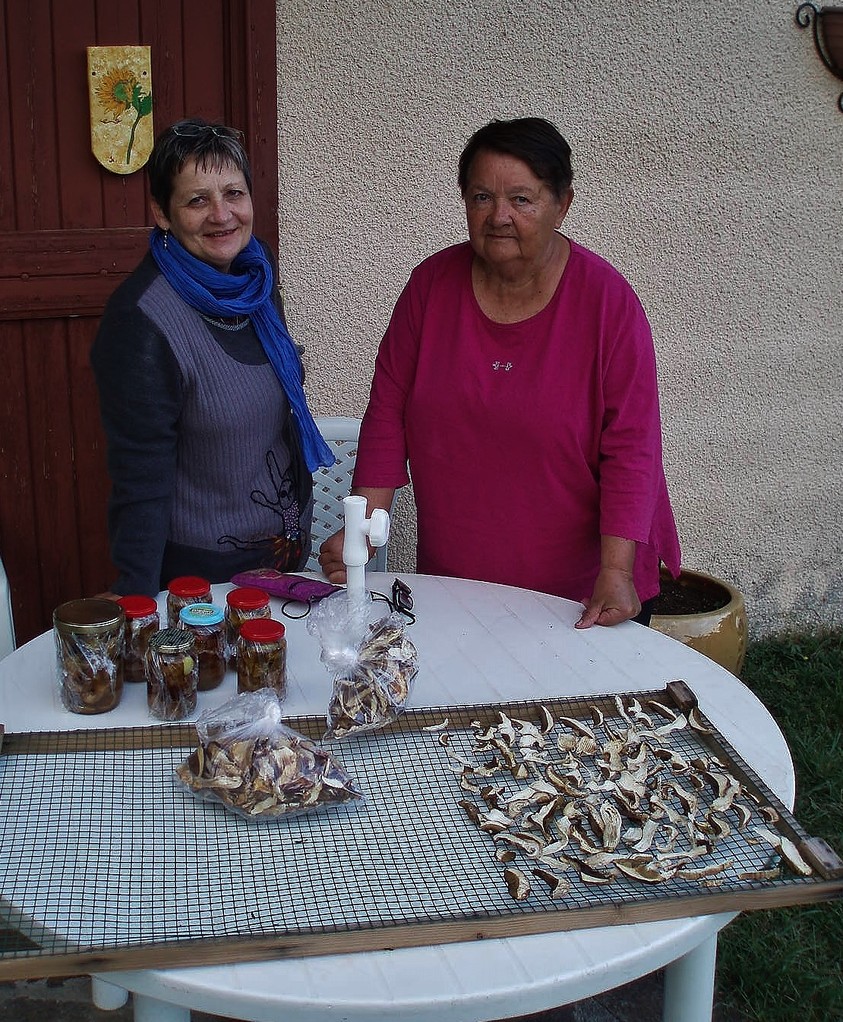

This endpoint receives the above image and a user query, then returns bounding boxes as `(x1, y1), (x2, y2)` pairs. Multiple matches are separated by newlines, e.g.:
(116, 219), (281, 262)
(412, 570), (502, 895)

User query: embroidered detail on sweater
(218, 450), (304, 570)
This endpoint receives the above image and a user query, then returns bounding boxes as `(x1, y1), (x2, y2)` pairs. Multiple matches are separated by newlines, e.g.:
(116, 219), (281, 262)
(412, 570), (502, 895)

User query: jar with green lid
(236, 618), (287, 698)
(225, 586), (271, 666)
(117, 595), (160, 683)
(179, 603), (226, 691)
(166, 575), (211, 628)
(146, 628), (198, 721)
(53, 598), (125, 714)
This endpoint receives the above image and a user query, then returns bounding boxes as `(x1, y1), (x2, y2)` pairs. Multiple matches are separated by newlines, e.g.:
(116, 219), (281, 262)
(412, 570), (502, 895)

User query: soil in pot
(653, 577), (730, 616)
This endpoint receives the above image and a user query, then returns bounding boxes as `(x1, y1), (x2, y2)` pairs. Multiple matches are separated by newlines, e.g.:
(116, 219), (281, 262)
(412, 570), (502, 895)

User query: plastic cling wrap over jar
(225, 586), (271, 665)
(307, 591), (419, 740)
(236, 618), (287, 697)
(175, 689), (362, 821)
(166, 575), (211, 629)
(147, 628), (198, 721)
(178, 603), (226, 691)
(117, 595), (159, 683)
(53, 598), (125, 714)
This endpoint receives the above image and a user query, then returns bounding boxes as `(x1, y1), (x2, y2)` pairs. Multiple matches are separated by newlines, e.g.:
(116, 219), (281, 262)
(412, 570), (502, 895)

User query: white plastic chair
(0, 554), (16, 659)
(307, 416), (392, 574)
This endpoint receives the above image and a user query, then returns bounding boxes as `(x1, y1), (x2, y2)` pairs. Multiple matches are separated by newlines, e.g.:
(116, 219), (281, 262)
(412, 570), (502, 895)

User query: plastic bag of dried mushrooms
(306, 590), (419, 740)
(175, 689), (362, 820)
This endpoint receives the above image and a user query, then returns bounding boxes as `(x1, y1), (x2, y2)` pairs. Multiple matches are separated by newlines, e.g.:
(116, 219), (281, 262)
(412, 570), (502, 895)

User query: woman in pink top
(320, 117), (680, 628)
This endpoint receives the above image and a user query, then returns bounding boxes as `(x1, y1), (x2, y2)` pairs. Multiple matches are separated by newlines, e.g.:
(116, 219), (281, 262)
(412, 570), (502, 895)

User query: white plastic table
(0, 573), (794, 1022)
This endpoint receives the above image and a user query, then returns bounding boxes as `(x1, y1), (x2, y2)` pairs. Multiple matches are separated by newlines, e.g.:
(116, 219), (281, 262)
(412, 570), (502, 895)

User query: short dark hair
(147, 118), (253, 216)
(457, 117), (573, 199)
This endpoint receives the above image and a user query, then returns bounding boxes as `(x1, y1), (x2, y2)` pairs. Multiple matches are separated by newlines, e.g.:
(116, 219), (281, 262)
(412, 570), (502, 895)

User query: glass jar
(146, 628), (198, 721)
(237, 618), (287, 698)
(53, 598), (125, 714)
(117, 595), (160, 683)
(225, 586), (271, 666)
(179, 603), (226, 691)
(166, 575), (211, 629)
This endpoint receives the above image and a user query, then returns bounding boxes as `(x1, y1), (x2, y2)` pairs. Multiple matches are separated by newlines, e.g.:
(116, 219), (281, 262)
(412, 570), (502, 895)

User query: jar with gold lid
(53, 598), (125, 714)
(117, 594), (159, 683)
(146, 628), (198, 721)
(236, 618), (287, 698)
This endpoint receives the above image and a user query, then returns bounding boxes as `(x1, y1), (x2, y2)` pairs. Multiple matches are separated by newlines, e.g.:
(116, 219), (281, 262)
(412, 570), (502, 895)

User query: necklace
(199, 312), (250, 332)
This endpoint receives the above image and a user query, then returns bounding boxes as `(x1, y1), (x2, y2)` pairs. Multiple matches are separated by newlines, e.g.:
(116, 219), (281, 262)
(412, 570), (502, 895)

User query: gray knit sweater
(91, 250), (313, 597)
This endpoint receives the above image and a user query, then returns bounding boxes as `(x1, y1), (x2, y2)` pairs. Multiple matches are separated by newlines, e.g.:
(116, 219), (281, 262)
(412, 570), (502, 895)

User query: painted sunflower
(95, 66), (137, 122)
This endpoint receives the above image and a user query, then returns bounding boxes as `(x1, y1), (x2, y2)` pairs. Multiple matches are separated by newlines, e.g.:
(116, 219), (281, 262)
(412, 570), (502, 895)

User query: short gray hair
(147, 118), (252, 216)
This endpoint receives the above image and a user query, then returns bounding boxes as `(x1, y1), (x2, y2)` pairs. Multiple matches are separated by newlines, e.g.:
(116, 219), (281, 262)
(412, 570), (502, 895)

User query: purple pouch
(230, 569), (341, 604)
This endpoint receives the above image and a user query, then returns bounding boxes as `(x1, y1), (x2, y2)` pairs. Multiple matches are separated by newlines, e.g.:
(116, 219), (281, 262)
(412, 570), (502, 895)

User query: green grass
(715, 630), (843, 1022)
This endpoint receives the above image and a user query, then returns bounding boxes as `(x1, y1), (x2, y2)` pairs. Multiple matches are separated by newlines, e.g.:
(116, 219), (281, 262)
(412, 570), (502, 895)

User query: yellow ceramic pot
(650, 568), (747, 677)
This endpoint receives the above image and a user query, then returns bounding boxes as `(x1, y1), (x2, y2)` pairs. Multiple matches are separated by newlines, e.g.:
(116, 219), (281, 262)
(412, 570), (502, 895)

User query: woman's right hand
(318, 530), (347, 584)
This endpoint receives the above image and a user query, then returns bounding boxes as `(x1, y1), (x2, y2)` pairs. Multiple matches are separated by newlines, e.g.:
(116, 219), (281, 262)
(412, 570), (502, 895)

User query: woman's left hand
(575, 566), (641, 629)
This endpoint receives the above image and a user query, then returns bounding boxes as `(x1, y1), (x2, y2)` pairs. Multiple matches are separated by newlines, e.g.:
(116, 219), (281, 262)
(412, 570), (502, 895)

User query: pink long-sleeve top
(353, 240), (681, 604)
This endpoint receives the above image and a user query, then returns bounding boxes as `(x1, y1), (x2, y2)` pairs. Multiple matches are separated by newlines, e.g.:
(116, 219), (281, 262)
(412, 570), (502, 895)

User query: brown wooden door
(0, 0), (279, 644)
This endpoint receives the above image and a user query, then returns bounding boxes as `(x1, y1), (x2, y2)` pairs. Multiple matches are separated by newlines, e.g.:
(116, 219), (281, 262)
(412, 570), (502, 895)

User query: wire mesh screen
(0, 689), (840, 978)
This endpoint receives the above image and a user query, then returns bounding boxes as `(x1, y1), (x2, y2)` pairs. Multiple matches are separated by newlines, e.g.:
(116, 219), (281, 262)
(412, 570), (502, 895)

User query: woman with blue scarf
(92, 119), (333, 598)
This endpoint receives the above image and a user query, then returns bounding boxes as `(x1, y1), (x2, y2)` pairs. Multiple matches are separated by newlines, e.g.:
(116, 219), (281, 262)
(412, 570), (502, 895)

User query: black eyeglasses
(391, 578), (415, 616)
(171, 123), (244, 141)
(371, 579), (415, 624)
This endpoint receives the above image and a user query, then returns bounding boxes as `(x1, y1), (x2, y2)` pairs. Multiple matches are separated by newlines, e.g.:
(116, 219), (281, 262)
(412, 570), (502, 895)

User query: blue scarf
(150, 228), (334, 472)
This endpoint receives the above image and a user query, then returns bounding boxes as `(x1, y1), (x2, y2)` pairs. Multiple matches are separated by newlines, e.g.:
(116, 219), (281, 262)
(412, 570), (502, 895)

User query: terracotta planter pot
(650, 568), (748, 677)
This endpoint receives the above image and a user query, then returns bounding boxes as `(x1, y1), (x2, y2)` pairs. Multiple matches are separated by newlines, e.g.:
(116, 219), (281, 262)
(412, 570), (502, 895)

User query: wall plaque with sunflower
(87, 46), (154, 174)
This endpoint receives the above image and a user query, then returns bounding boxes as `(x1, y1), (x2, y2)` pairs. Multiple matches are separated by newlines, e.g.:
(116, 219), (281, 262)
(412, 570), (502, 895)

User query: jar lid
(179, 603), (225, 627)
(53, 598), (125, 632)
(148, 628), (195, 654)
(239, 618), (286, 643)
(117, 595), (159, 620)
(167, 575), (211, 598)
(226, 586), (270, 611)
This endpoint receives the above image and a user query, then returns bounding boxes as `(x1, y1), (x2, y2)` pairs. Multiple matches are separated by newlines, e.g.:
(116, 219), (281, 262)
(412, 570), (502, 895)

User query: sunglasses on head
(171, 123), (244, 141)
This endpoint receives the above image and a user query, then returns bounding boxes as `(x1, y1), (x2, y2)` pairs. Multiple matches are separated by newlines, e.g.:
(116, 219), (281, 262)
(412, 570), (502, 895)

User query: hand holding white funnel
(342, 495), (390, 608)
(306, 497), (392, 673)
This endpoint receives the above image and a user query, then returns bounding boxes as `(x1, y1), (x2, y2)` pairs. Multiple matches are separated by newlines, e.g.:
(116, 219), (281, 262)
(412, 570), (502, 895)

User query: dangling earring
(163, 229), (169, 250)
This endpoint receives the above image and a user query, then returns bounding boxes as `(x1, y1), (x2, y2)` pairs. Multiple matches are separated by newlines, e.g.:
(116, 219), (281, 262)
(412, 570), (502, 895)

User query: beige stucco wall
(276, 0), (842, 639)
